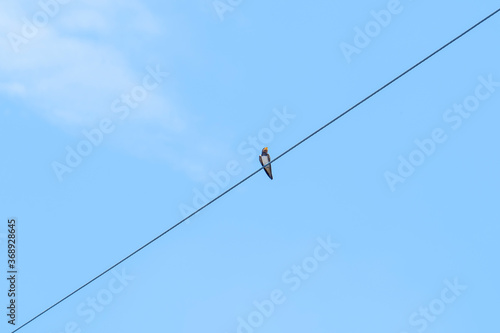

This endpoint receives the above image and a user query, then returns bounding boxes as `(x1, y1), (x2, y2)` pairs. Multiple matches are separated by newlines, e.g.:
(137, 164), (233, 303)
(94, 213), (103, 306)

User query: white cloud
(0, 1), (234, 182)
(0, 0), (182, 132)
(0, 1), (167, 127)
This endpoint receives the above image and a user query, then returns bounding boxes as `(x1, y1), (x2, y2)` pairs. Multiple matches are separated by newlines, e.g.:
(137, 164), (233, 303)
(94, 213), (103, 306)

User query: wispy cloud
(0, 1), (168, 126)
(1, 1), (237, 181)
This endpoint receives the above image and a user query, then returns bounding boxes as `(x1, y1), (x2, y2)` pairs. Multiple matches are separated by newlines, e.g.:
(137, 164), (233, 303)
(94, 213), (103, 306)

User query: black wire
(13, 8), (500, 332)
(271, 8), (500, 165)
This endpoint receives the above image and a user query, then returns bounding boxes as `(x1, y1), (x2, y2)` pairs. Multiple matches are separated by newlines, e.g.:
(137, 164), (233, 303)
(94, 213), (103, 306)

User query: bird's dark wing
(263, 155), (273, 180)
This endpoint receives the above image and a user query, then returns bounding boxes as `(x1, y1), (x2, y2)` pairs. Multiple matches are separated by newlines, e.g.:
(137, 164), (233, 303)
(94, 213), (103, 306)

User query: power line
(14, 7), (500, 332)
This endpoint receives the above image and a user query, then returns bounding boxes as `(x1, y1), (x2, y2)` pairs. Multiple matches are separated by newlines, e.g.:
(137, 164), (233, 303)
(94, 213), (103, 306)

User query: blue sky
(1, 0), (499, 332)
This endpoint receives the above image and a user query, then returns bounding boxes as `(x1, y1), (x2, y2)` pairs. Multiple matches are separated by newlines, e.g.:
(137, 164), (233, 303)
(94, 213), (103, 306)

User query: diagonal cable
(13, 7), (500, 332)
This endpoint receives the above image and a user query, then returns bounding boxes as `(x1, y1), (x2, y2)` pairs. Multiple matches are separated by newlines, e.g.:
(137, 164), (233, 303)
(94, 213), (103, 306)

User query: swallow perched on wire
(259, 147), (273, 180)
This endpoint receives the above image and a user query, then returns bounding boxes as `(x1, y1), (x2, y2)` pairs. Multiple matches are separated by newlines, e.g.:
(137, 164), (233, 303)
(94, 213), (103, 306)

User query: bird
(259, 147), (273, 180)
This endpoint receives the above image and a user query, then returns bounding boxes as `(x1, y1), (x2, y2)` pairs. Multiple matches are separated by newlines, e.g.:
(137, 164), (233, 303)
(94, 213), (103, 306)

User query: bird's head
(262, 147), (268, 153)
